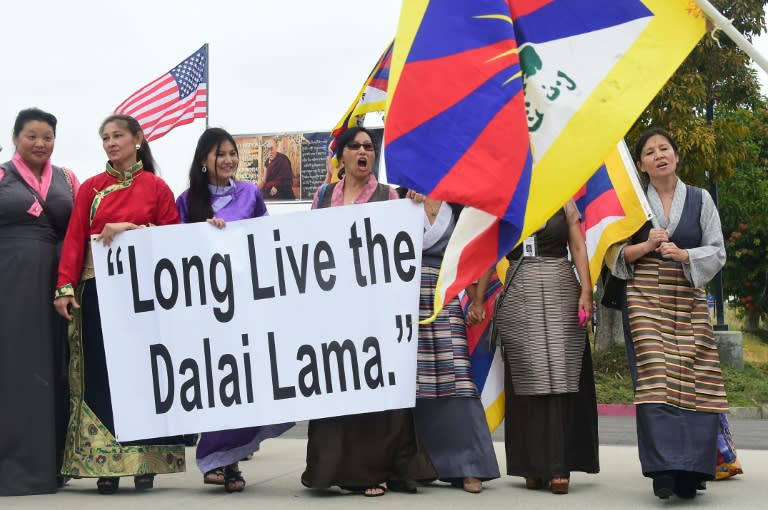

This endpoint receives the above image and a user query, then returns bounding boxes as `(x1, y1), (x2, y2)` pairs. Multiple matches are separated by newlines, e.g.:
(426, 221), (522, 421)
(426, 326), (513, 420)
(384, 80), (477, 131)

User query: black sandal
(134, 473), (155, 491)
(224, 466), (245, 493)
(96, 477), (120, 494)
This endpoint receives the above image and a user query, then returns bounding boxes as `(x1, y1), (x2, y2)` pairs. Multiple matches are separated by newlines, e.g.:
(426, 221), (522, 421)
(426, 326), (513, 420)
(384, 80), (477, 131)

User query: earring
(201, 165), (208, 174)
(135, 144), (141, 151)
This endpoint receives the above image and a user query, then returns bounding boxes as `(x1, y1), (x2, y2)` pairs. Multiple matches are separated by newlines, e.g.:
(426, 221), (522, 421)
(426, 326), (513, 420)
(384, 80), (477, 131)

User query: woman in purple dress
(176, 127), (293, 492)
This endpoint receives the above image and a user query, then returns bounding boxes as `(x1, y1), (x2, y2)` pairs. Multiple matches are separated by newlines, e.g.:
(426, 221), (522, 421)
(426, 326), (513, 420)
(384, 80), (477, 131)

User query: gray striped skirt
(495, 257), (585, 395)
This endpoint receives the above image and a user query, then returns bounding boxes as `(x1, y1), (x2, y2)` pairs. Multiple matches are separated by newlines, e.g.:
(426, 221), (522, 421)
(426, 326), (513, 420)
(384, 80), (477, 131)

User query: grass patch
(743, 330), (768, 364)
(592, 342), (633, 404)
(592, 325), (768, 407)
(721, 363), (768, 407)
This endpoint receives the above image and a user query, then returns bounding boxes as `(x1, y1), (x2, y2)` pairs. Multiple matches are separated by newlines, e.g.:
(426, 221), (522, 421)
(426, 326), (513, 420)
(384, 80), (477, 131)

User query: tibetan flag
(386, 0), (705, 320)
(574, 141), (653, 284)
(329, 40), (393, 171)
(386, 0), (533, 223)
(460, 265), (507, 431)
(115, 45), (207, 142)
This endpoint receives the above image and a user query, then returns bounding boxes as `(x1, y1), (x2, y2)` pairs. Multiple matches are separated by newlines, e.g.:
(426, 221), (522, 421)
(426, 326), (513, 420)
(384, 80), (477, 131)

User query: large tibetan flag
(386, 0), (705, 319)
(329, 40), (393, 171)
(574, 141), (653, 284)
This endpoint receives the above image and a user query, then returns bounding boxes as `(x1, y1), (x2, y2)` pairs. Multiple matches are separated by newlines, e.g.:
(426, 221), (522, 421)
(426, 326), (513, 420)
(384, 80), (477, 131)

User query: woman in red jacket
(53, 114), (185, 494)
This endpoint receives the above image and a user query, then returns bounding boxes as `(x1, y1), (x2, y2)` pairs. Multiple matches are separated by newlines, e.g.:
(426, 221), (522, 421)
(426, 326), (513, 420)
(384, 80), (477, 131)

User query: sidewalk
(5, 440), (768, 510)
(5, 417), (768, 509)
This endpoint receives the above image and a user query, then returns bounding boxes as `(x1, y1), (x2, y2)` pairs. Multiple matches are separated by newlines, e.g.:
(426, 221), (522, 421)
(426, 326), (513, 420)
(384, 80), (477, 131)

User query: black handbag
(600, 267), (625, 310)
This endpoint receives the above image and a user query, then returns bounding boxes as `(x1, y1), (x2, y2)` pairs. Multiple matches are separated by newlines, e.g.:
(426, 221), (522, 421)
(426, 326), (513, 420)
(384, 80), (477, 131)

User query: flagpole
(204, 43), (210, 129)
(695, 0), (768, 75)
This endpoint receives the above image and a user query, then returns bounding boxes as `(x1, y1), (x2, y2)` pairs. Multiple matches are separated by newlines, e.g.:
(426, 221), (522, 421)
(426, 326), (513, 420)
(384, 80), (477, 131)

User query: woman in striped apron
(612, 128), (727, 500)
(474, 199), (598, 495)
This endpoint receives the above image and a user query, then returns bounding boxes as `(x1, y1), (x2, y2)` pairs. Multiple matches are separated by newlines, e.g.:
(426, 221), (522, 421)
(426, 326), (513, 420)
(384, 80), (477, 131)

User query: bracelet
(55, 284), (75, 298)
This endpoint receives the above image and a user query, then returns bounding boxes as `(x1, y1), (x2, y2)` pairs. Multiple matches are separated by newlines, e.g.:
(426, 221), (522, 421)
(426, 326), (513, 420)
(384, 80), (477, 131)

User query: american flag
(114, 45), (208, 142)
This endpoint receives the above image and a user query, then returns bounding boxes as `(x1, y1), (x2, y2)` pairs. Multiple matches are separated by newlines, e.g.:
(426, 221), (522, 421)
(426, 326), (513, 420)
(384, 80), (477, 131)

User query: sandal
(224, 466), (245, 493)
(134, 473), (155, 491)
(463, 477), (483, 493)
(525, 477), (543, 490)
(550, 477), (569, 495)
(204, 468), (225, 485)
(96, 477), (120, 495)
(341, 485), (386, 497)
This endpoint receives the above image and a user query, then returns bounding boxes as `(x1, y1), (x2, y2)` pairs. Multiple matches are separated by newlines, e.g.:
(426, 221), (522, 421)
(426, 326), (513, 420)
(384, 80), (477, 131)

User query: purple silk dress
(176, 180), (294, 474)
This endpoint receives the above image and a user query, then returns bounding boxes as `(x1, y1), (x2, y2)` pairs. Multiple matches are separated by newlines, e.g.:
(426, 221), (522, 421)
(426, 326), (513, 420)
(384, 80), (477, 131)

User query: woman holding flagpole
(53, 114), (185, 494)
(612, 128), (727, 500)
(176, 127), (294, 493)
(472, 199), (598, 495)
(301, 126), (436, 497)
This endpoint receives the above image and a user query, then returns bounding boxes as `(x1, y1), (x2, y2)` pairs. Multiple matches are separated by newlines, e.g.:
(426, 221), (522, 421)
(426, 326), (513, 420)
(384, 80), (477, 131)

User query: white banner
(92, 200), (422, 441)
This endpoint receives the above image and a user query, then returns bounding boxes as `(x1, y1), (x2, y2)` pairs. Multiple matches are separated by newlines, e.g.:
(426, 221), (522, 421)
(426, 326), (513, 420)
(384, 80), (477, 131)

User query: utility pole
(707, 99), (728, 331)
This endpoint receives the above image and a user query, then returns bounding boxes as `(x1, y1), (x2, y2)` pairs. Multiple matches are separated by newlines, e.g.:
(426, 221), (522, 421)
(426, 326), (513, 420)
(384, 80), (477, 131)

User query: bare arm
(468, 268), (494, 325)
(567, 218), (593, 324)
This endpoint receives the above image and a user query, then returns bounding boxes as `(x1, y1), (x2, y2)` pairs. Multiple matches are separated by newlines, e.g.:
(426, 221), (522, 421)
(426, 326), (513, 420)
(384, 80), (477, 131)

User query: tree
(627, 0), (766, 185)
(625, 1), (767, 329)
(718, 106), (768, 329)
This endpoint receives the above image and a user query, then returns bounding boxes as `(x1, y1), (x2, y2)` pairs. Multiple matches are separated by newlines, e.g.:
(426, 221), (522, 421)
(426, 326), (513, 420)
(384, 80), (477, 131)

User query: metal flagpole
(695, 0), (768, 76)
(204, 43), (210, 129)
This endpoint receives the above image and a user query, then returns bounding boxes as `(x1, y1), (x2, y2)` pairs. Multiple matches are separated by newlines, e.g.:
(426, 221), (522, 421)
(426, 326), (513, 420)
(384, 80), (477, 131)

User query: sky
(2, 1), (768, 197)
(0, 0), (400, 196)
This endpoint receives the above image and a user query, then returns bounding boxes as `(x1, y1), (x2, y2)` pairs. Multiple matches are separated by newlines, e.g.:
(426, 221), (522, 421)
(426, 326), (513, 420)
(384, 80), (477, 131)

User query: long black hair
(99, 114), (157, 173)
(185, 127), (239, 223)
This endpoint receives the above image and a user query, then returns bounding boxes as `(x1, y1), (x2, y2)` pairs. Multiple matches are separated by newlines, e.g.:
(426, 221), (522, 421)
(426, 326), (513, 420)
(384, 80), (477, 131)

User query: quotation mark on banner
(107, 247), (124, 276)
(395, 314), (413, 343)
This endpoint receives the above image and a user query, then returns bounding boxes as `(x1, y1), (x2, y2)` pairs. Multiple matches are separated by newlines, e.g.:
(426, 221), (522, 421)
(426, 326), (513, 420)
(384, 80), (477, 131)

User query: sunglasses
(346, 142), (375, 152)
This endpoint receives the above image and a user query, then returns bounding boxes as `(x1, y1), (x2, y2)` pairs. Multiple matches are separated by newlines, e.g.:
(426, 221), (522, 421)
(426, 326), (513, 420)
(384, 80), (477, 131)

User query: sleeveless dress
(495, 203), (599, 479)
(0, 158), (74, 495)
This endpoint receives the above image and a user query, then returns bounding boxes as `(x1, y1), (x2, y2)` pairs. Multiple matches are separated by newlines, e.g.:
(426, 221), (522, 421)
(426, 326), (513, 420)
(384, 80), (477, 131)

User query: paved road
(283, 416), (768, 449)
(5, 417), (767, 509)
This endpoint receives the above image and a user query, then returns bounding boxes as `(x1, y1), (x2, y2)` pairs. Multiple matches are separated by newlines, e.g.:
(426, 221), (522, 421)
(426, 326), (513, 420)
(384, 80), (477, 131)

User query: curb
(597, 403), (768, 419)
(597, 404), (635, 417)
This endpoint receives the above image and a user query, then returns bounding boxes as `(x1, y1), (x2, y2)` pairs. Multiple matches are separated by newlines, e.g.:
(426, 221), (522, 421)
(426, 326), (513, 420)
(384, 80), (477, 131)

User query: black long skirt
(60, 280), (185, 478)
(0, 236), (68, 496)
(301, 409), (436, 488)
(504, 341), (600, 478)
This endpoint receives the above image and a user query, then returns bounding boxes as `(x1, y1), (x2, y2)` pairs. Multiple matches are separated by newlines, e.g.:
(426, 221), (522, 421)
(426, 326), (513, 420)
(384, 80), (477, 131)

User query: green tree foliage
(627, 0), (766, 186)
(719, 107), (768, 326)
(627, 1), (768, 324)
